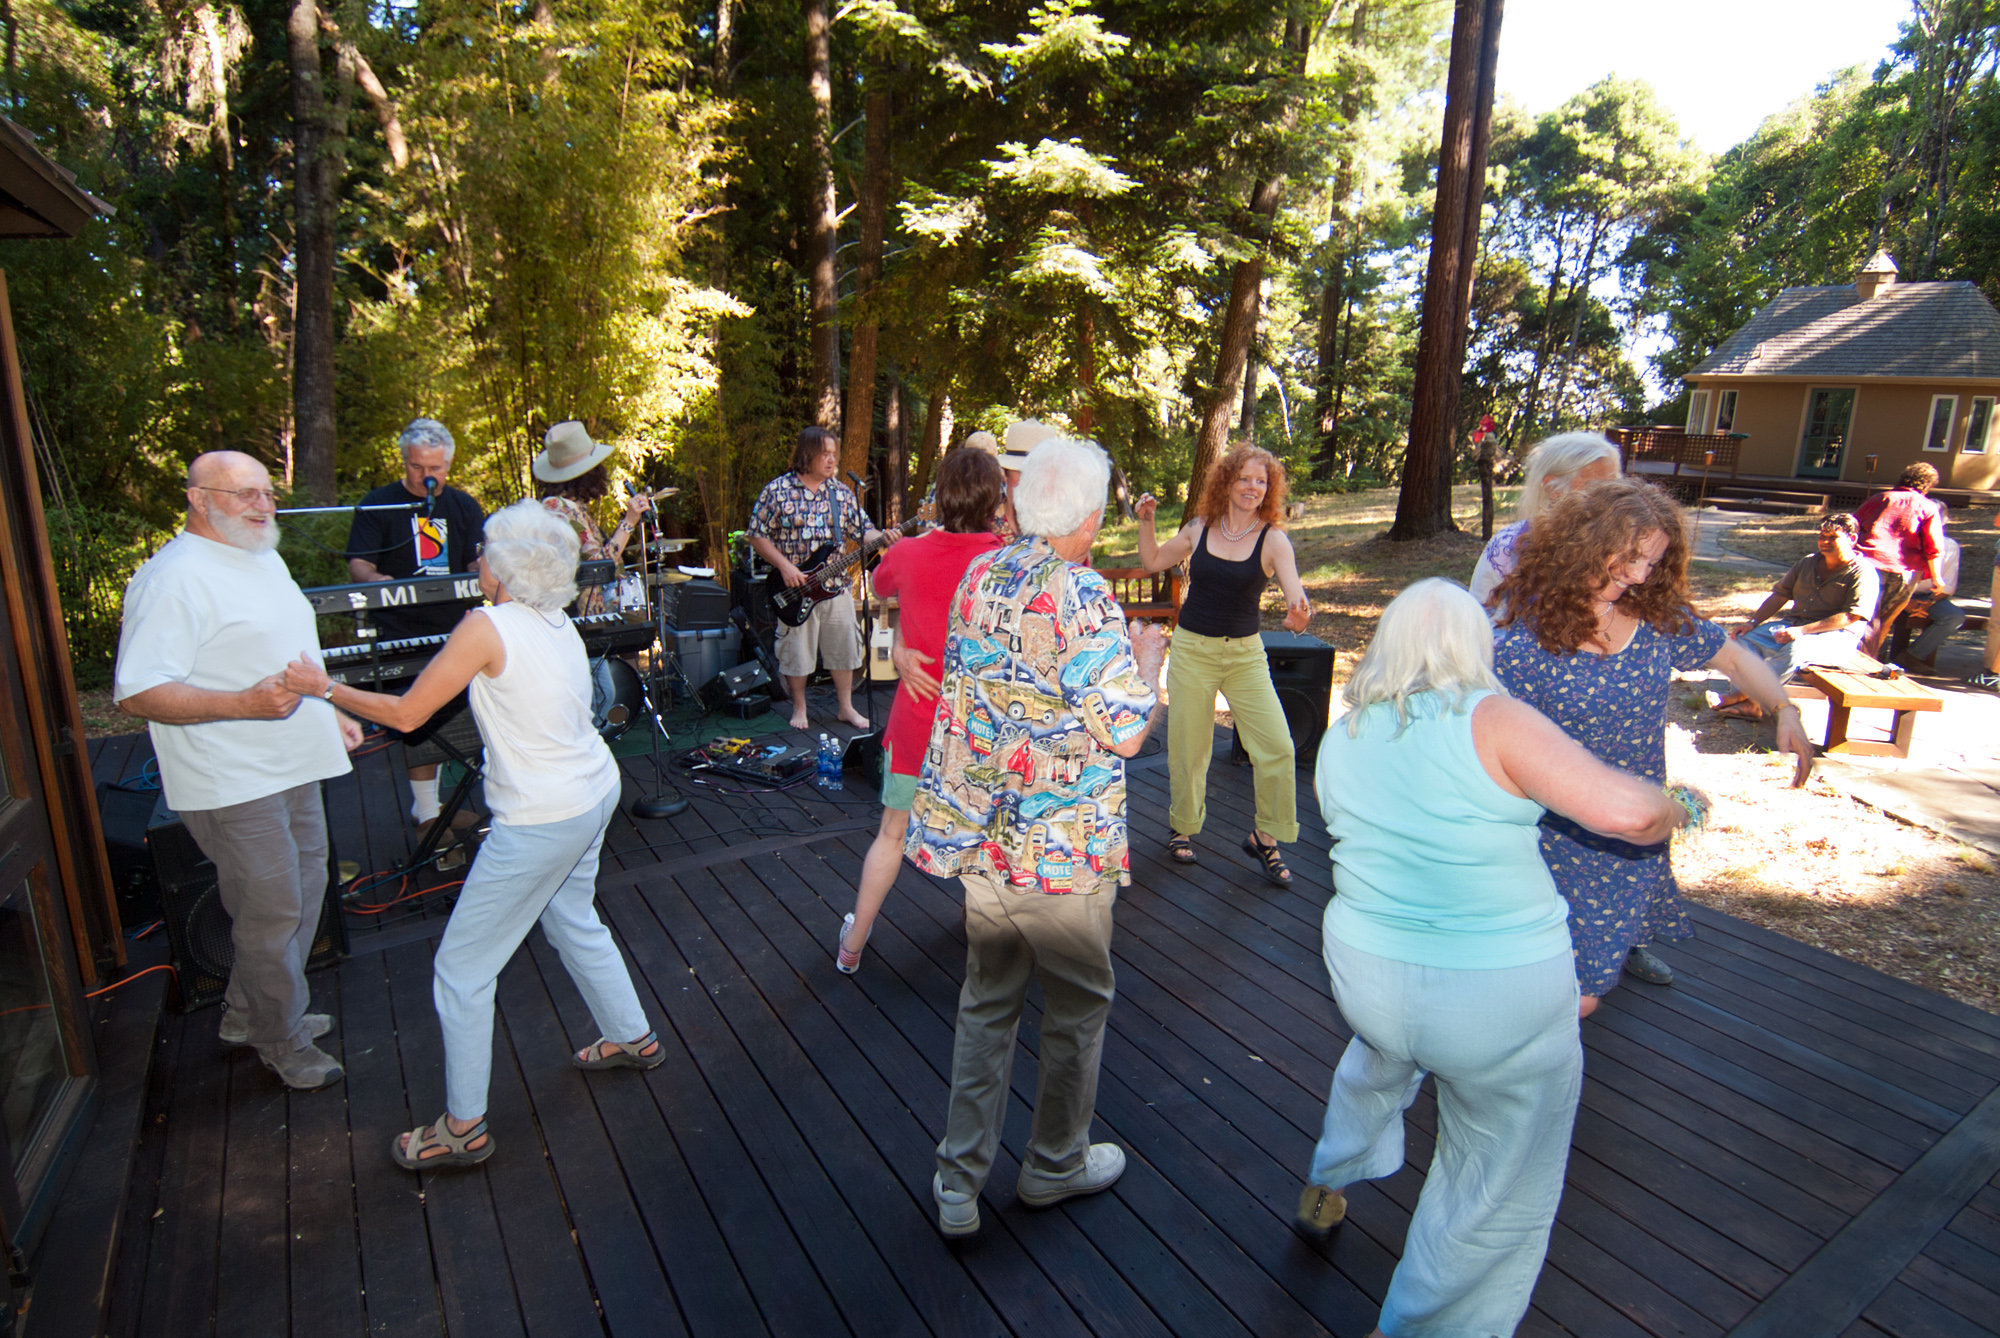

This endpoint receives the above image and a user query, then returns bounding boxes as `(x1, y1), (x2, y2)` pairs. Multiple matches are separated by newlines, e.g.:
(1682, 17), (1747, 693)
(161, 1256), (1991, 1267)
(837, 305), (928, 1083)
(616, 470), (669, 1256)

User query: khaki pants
(1166, 629), (1299, 841)
(935, 871), (1117, 1197)
(179, 781), (328, 1049)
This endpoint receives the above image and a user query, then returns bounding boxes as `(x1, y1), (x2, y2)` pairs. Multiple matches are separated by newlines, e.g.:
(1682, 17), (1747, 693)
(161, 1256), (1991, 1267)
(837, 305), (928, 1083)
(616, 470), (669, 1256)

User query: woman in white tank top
(288, 501), (659, 1171)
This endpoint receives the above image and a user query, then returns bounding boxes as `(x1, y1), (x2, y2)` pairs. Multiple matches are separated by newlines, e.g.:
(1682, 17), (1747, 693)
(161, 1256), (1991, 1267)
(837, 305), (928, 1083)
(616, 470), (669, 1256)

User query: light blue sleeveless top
(1315, 690), (1570, 969)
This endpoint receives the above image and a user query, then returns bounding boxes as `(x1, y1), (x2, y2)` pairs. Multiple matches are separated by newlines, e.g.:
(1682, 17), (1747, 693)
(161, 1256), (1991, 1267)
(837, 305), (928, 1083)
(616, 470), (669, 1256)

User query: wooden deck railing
(1607, 426), (1746, 480)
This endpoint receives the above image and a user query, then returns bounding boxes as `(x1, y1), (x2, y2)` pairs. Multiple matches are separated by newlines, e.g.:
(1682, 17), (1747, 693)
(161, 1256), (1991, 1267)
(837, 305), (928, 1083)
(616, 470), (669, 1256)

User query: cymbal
(644, 538), (694, 555)
(648, 571), (693, 586)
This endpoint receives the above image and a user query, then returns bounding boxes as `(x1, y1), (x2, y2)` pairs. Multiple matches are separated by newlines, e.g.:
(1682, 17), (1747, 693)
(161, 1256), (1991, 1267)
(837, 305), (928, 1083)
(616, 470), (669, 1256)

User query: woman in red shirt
(837, 447), (1009, 972)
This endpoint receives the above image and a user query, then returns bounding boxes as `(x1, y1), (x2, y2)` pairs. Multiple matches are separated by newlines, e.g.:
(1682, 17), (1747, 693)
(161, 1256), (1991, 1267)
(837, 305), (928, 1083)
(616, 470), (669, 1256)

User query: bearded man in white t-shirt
(114, 451), (360, 1091)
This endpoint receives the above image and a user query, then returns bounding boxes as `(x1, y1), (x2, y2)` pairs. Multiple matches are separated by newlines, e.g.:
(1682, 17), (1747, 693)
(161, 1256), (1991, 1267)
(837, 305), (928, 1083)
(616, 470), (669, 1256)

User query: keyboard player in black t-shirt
(343, 417), (487, 832)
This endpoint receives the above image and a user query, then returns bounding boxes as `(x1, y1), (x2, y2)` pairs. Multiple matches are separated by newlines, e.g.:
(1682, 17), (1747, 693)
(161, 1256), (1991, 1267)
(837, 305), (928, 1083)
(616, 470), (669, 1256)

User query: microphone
(423, 475), (438, 518)
(846, 470), (872, 493)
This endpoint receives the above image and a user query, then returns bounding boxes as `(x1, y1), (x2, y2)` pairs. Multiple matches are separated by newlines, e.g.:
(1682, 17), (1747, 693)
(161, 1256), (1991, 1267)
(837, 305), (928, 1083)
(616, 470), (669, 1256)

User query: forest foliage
(7, 0), (2000, 679)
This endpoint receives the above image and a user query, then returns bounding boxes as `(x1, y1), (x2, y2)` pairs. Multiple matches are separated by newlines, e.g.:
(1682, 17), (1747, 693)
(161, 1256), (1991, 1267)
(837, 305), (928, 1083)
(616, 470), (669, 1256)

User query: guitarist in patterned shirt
(748, 426), (898, 731)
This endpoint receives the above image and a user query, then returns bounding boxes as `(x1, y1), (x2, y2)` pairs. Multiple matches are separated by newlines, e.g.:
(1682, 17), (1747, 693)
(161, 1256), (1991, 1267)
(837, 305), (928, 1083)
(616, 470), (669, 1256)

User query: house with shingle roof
(1683, 251), (2000, 490)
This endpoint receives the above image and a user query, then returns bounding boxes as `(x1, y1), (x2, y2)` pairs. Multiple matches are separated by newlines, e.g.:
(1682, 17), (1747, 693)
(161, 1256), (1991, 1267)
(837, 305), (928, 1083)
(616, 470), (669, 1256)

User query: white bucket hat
(999, 419), (1058, 471)
(533, 420), (616, 483)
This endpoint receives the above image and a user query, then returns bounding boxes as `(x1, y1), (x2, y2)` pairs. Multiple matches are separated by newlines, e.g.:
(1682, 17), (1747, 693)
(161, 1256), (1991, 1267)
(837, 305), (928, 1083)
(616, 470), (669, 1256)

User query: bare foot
(838, 708), (870, 730)
(789, 708), (809, 731)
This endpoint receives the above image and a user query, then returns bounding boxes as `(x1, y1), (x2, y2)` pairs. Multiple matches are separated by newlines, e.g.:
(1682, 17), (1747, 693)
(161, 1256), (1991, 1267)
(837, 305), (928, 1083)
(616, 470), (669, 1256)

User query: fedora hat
(533, 421), (616, 483)
(999, 419), (1058, 470)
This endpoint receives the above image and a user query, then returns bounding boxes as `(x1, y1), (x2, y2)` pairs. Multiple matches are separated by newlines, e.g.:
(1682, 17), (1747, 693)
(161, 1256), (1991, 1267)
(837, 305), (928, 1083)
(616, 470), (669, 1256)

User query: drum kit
(584, 486), (703, 819)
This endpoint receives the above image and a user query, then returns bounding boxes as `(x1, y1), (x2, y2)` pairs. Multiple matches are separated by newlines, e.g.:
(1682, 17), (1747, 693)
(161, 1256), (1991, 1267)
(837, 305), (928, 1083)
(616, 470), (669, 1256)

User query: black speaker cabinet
(1228, 630), (1336, 767)
(152, 789), (347, 1013)
(675, 576), (731, 631)
(698, 660), (772, 713)
(96, 781), (171, 928)
(401, 691), (483, 768)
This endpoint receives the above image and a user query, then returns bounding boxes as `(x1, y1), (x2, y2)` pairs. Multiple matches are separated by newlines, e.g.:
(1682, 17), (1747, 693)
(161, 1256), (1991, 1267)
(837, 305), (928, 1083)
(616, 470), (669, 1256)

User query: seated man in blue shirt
(1713, 513), (1878, 721)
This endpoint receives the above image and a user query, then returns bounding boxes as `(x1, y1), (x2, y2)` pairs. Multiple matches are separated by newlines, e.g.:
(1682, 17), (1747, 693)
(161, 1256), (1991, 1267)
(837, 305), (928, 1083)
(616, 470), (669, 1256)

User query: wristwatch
(322, 684), (336, 701)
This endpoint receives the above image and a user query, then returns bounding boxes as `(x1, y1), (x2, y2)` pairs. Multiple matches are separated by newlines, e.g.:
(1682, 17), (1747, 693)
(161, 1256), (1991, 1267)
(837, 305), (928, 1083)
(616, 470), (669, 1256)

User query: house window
(1924, 395), (1957, 452)
(1715, 389), (1738, 433)
(1687, 390), (1710, 435)
(1967, 397), (1994, 454)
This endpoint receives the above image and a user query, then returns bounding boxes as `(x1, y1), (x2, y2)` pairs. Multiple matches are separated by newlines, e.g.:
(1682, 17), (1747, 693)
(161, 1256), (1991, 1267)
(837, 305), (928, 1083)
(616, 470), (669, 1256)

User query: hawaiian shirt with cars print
(905, 535), (1156, 895)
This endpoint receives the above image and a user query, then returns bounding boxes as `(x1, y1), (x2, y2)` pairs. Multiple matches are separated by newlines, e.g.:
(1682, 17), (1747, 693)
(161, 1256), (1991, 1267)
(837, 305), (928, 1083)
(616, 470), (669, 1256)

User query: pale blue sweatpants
(432, 786), (649, 1120)
(1308, 935), (1582, 1338)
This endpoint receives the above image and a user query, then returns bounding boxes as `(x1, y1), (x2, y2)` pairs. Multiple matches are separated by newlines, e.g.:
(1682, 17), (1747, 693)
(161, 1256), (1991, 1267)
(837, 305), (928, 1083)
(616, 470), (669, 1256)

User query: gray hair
(1517, 432), (1619, 522)
(1343, 578), (1504, 737)
(1013, 437), (1109, 538)
(398, 417), (456, 463)
(481, 500), (578, 612)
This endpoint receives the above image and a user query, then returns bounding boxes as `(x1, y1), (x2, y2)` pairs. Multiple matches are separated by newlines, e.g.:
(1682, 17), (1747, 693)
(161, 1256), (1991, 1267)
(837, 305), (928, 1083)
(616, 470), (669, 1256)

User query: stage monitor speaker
(96, 781), (170, 928)
(698, 660), (771, 713)
(152, 789), (347, 1013)
(401, 692), (483, 769)
(1228, 630), (1336, 768)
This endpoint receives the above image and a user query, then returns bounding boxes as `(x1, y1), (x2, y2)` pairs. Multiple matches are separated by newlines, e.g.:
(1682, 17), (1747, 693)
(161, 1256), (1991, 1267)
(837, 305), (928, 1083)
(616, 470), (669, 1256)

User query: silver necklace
(1216, 513), (1258, 542)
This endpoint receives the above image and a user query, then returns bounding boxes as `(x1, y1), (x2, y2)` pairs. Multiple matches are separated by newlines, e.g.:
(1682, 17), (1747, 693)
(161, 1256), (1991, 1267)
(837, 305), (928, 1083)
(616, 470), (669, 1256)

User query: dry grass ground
(1107, 485), (2000, 1016)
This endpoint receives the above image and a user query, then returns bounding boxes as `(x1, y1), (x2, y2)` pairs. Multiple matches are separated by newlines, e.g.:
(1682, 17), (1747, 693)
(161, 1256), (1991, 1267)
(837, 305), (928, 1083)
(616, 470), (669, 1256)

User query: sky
(1492, 0), (1912, 155)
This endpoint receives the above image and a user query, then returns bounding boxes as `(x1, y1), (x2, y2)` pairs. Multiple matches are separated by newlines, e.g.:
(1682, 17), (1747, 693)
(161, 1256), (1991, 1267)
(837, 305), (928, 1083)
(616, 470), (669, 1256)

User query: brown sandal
(1166, 833), (1198, 864)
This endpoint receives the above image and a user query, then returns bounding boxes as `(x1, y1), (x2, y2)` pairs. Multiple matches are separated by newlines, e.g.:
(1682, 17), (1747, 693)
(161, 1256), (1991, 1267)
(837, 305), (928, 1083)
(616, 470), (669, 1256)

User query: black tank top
(1177, 523), (1269, 638)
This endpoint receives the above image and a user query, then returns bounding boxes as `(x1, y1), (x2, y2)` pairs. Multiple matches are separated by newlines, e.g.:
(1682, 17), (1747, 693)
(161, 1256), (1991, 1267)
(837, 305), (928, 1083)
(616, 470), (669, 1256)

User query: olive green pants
(1166, 628), (1298, 842)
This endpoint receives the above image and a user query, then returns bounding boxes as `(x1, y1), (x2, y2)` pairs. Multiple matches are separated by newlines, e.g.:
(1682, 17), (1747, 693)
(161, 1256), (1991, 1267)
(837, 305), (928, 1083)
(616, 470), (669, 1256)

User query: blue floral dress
(1493, 614), (1725, 996)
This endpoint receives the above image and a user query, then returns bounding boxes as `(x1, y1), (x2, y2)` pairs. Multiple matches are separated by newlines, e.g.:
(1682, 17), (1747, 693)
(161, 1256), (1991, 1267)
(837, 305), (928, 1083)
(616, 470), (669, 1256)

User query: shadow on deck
(35, 718), (2000, 1337)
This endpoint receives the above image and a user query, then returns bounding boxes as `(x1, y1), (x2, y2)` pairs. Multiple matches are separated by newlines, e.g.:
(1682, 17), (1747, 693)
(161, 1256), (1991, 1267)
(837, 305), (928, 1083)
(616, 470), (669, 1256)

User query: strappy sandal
(573, 1030), (665, 1071)
(836, 913), (864, 975)
(392, 1112), (494, 1170)
(1166, 833), (1198, 865)
(1242, 834), (1292, 886)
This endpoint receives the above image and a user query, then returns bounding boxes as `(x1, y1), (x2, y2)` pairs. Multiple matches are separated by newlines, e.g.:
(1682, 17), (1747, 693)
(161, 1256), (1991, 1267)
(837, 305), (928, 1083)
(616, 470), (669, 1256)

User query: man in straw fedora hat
(345, 417), (487, 832)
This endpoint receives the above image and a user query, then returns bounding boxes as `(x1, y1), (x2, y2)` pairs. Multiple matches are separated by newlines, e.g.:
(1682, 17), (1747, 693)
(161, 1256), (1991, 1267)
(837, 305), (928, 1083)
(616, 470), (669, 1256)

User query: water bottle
(817, 734), (843, 791)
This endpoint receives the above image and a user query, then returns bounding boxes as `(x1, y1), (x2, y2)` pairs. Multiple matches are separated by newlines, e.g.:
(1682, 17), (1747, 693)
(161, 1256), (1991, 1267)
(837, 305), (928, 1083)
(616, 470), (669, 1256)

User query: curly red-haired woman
(1135, 445), (1312, 885)
(1492, 479), (1811, 1015)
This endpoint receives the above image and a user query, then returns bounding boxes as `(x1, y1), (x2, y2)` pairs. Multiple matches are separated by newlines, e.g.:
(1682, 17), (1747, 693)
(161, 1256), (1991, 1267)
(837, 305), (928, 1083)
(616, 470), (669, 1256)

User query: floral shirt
(747, 472), (865, 592)
(539, 495), (614, 616)
(905, 537), (1156, 895)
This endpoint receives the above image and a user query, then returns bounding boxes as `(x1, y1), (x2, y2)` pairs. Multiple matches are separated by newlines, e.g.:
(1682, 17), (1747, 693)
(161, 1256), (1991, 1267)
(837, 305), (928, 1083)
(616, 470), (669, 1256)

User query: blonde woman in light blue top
(1295, 579), (1690, 1338)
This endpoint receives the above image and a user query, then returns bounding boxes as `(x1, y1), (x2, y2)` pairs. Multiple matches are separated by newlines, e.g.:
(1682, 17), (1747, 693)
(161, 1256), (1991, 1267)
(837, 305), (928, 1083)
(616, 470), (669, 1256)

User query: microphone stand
(630, 491), (689, 820)
(845, 470), (883, 783)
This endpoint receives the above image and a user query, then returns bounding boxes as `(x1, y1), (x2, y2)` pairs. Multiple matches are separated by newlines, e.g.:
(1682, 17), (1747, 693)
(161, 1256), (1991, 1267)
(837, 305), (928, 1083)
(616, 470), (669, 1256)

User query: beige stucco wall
(1688, 376), (2000, 489)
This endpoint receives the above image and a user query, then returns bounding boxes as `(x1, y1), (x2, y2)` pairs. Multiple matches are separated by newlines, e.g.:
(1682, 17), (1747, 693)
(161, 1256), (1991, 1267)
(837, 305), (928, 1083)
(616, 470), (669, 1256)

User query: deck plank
(82, 715), (2000, 1337)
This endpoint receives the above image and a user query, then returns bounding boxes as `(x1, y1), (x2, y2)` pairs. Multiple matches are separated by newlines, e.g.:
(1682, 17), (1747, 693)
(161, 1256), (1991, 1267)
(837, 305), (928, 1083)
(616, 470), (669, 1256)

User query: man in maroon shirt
(1854, 462), (1949, 657)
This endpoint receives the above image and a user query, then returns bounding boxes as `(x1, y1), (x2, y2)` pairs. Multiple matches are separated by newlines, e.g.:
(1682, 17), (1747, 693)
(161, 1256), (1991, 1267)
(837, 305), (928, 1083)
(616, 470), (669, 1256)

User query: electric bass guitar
(767, 513), (929, 627)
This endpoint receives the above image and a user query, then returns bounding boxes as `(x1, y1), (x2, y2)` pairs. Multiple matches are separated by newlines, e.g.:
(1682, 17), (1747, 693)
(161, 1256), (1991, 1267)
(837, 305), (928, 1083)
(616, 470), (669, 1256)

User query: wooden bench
(1097, 566), (1183, 625)
(1790, 667), (1944, 758)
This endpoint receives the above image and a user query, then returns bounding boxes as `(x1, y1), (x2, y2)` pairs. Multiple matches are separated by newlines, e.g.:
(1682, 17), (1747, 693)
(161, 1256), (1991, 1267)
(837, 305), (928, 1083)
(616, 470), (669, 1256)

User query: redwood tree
(1390, 0), (1501, 541)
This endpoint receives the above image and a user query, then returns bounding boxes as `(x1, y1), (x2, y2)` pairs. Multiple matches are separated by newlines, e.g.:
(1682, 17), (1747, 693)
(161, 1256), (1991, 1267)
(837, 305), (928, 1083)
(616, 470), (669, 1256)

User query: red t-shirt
(872, 529), (1004, 778)
(1855, 488), (1946, 578)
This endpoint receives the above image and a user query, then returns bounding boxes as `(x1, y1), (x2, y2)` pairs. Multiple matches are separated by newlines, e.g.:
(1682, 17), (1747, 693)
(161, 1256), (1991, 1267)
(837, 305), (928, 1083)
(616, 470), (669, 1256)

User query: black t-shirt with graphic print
(343, 482), (487, 639)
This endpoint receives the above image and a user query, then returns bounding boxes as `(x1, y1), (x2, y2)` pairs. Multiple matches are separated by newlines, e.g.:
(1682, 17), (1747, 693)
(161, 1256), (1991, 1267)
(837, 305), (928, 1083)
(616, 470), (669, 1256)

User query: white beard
(209, 508), (280, 554)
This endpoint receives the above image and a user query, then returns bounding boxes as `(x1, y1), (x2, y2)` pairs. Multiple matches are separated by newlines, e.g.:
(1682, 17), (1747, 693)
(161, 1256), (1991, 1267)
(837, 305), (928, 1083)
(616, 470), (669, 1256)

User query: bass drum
(589, 656), (644, 740)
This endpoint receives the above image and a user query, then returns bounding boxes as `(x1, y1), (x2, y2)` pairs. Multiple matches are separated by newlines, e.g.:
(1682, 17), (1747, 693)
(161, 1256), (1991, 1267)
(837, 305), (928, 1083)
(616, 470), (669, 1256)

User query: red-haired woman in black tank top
(1135, 445), (1313, 884)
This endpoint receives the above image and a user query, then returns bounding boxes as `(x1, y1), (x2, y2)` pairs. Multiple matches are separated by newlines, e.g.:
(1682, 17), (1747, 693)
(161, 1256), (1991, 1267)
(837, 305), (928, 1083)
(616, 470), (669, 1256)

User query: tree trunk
(1390, 0), (1503, 541)
(1186, 176), (1283, 505)
(884, 370), (906, 526)
(908, 382), (947, 515)
(1076, 304), (1097, 435)
(1184, 8), (1313, 504)
(841, 77), (892, 482)
(288, 0), (336, 504)
(805, 0), (841, 430)
(1312, 1), (1369, 478)
(1544, 211), (1606, 434)
(1238, 296), (1261, 440)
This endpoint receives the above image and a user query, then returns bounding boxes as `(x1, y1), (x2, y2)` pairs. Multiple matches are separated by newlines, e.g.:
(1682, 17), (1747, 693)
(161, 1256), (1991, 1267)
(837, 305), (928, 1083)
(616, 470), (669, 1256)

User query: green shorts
(881, 740), (919, 810)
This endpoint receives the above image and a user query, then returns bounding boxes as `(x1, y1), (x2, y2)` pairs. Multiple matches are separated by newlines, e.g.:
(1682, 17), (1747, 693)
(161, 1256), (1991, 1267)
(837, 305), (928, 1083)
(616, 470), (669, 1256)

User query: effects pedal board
(676, 738), (814, 786)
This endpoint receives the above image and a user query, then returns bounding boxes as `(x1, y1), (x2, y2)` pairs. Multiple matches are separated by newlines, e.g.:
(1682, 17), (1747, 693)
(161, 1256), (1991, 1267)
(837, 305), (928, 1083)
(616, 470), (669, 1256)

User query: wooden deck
(41, 716), (2000, 1337)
